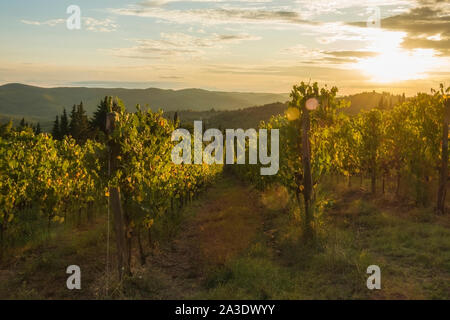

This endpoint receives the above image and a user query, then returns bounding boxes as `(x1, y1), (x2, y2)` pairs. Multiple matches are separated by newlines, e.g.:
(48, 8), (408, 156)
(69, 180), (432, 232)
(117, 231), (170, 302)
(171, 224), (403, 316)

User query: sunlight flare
(355, 48), (440, 83)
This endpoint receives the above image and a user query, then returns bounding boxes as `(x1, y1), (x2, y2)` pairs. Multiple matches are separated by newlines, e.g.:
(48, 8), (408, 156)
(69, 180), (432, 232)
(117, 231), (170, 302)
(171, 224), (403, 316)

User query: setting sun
(355, 48), (440, 83)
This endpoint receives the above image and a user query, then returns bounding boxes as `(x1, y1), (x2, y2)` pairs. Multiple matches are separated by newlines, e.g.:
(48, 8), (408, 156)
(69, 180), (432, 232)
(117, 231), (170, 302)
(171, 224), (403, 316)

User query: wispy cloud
(138, 0), (273, 7)
(294, 0), (416, 16)
(280, 44), (380, 66)
(110, 4), (315, 26)
(84, 18), (118, 32)
(21, 19), (65, 27)
(21, 17), (118, 32)
(106, 32), (261, 60)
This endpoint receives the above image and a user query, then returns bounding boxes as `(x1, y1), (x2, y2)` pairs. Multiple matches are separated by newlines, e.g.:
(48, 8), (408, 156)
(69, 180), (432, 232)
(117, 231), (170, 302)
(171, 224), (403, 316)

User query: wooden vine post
(106, 112), (131, 279)
(437, 96), (450, 215)
(301, 98), (318, 241)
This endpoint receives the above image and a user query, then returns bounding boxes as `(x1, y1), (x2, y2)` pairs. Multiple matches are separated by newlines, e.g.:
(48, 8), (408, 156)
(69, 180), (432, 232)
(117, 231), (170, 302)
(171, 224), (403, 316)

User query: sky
(0, 0), (449, 95)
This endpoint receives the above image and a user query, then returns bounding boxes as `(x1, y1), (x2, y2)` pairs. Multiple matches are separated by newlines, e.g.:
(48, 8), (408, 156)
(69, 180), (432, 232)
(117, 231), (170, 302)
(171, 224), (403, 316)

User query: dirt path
(146, 176), (265, 299)
(0, 176), (269, 299)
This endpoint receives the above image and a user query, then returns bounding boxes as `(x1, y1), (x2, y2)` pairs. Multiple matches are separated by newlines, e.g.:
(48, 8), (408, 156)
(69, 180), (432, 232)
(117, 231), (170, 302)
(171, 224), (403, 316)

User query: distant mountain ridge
(0, 84), (406, 132)
(0, 83), (290, 122)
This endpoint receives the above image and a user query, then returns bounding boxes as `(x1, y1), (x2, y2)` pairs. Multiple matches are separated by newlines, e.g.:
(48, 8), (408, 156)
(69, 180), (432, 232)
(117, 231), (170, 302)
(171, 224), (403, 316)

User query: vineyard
(0, 98), (221, 271)
(234, 82), (450, 240)
(0, 83), (449, 299)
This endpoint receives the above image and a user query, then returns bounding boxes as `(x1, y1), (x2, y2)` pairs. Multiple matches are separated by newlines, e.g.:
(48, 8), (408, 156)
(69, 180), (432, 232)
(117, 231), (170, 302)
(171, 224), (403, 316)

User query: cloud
(401, 36), (450, 55)
(110, 3), (316, 26)
(294, 0), (416, 18)
(280, 45), (380, 65)
(21, 19), (65, 27)
(84, 18), (118, 32)
(382, 7), (450, 36)
(106, 32), (261, 60)
(349, 1), (450, 55)
(21, 17), (118, 32)
(325, 50), (379, 58)
(201, 63), (364, 83)
(138, 0), (273, 7)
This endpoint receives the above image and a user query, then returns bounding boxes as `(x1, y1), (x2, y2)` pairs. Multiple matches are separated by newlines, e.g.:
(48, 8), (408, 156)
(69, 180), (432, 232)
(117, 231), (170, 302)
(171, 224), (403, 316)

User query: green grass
(197, 183), (450, 300)
(0, 209), (110, 299)
(1, 177), (448, 300)
(199, 243), (298, 300)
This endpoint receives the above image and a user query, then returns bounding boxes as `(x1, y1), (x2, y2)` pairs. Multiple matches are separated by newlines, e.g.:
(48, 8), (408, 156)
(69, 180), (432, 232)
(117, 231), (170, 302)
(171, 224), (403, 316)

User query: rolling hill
(0, 83), (406, 132)
(0, 83), (290, 123)
(166, 102), (288, 130)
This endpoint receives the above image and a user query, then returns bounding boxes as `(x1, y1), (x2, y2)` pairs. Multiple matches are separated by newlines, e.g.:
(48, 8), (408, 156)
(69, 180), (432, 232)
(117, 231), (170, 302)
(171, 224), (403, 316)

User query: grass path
(134, 176), (266, 299)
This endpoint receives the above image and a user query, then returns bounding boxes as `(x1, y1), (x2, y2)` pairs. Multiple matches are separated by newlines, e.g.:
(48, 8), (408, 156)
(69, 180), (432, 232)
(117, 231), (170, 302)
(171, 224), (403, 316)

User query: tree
(35, 122), (42, 135)
(173, 111), (179, 127)
(69, 104), (76, 133)
(52, 116), (61, 140)
(19, 118), (26, 128)
(60, 108), (69, 137)
(70, 102), (90, 144)
(90, 96), (109, 135)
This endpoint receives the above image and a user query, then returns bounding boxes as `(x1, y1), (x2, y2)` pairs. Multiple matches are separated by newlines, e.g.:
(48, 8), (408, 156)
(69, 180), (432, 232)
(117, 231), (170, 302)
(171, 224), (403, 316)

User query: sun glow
(351, 30), (442, 83)
(355, 48), (440, 83)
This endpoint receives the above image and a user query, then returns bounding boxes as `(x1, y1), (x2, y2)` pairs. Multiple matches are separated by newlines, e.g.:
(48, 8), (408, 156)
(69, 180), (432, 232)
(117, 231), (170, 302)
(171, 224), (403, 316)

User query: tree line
(51, 96), (111, 144)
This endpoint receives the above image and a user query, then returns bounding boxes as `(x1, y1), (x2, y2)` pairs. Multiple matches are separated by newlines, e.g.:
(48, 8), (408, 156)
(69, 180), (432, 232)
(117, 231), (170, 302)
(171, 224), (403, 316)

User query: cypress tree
(78, 102), (90, 142)
(70, 102), (90, 144)
(60, 108), (69, 137)
(35, 123), (41, 135)
(52, 116), (61, 140)
(90, 96), (109, 134)
(69, 104), (77, 136)
(173, 111), (179, 127)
